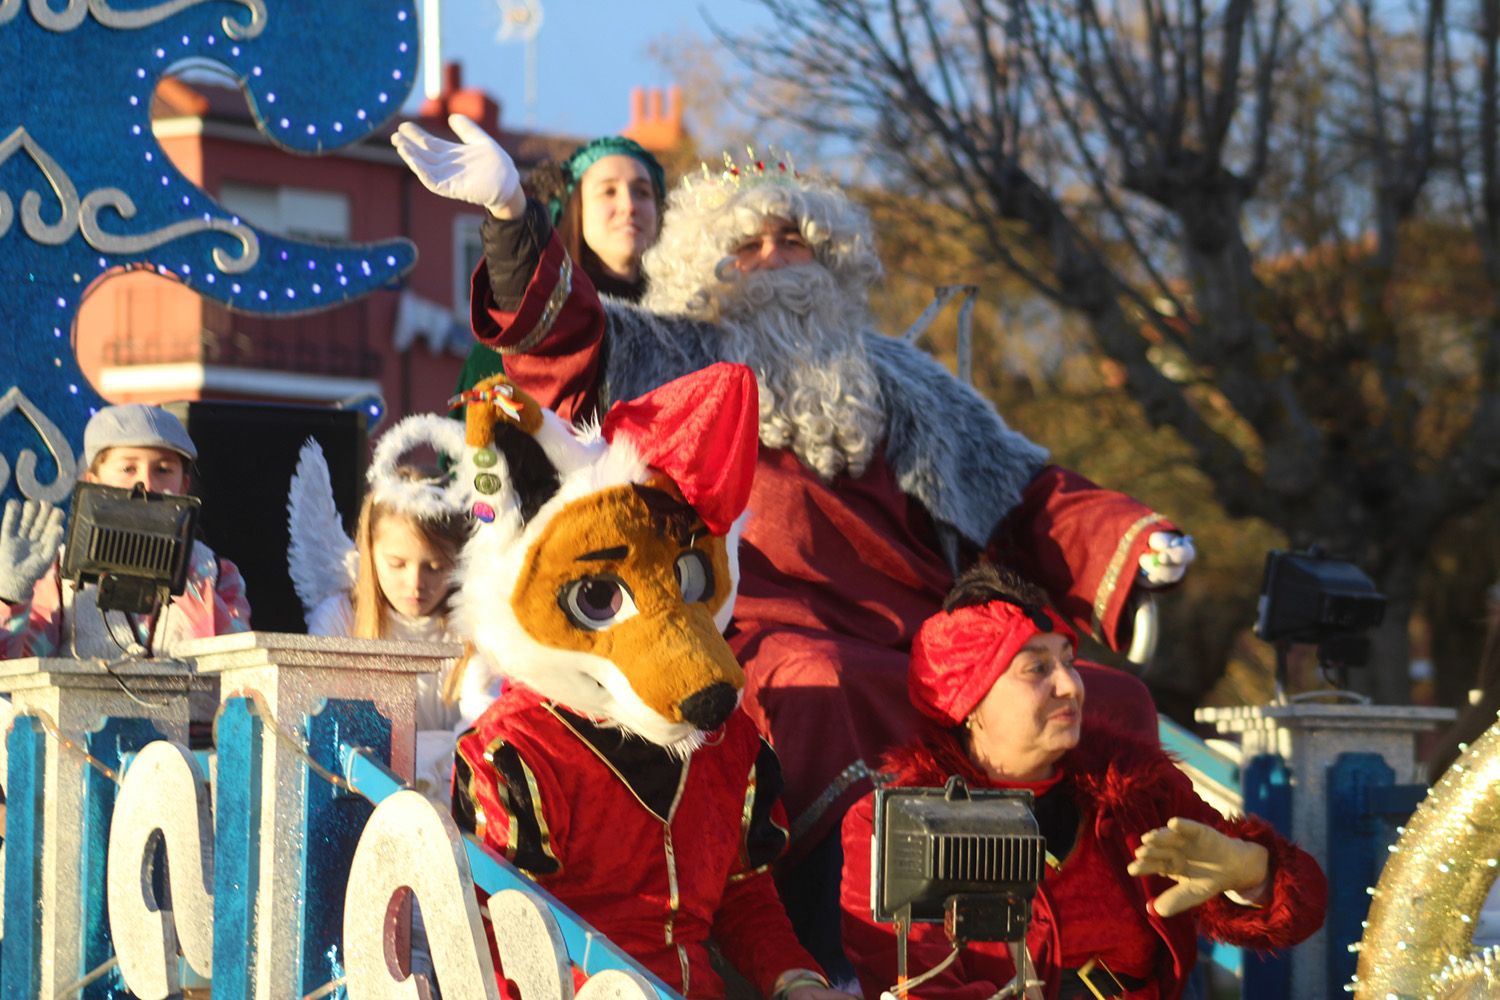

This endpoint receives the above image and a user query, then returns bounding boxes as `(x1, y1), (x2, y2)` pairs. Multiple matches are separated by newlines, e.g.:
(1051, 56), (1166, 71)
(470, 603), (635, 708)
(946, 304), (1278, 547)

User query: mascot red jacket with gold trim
(443, 363), (824, 1000)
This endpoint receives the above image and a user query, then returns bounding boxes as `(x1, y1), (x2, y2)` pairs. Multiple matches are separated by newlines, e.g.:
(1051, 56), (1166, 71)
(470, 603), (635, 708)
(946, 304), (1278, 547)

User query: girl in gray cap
(0, 403), (252, 661)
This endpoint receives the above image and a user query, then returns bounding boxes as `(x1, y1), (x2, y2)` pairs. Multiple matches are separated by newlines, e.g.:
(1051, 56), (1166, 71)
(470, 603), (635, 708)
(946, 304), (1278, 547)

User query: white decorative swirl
(0, 127), (82, 245)
(343, 789), (502, 999)
(0, 128), (261, 271)
(0, 387), (80, 504)
(79, 187), (260, 273)
(90, 0), (267, 40)
(107, 741), (216, 993)
(7, 0), (265, 37)
(24, 0), (86, 31)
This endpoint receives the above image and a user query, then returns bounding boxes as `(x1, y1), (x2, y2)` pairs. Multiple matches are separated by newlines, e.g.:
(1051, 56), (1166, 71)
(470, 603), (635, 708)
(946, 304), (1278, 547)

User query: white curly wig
(640, 163), (889, 480)
(641, 166), (884, 321)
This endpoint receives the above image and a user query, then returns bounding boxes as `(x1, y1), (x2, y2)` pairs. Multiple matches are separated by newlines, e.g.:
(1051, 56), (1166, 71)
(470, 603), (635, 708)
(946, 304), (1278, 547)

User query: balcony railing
(103, 298), (384, 380)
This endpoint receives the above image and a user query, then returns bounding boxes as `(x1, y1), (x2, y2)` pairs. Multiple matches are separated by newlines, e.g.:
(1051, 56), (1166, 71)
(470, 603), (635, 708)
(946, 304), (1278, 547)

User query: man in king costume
(394, 119), (1196, 964)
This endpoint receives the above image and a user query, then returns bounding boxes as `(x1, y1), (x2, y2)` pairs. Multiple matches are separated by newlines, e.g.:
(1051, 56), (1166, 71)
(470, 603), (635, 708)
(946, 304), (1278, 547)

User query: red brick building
(75, 64), (684, 427)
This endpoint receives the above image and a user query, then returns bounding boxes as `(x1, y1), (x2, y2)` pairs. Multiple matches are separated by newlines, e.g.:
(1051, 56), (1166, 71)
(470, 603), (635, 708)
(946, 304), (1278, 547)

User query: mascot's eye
(674, 550), (715, 603)
(561, 576), (638, 631)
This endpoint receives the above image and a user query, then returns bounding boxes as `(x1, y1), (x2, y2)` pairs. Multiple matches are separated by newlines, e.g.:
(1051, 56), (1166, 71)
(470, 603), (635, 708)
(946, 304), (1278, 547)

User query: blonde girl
(311, 464), (469, 644)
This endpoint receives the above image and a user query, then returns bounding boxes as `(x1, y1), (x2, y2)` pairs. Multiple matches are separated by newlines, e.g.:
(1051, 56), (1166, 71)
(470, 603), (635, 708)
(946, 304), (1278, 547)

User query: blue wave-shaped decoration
(0, 0), (421, 504)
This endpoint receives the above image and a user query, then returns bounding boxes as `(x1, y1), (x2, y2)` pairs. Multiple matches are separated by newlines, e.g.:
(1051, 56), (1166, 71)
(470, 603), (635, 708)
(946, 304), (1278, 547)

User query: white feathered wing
(286, 437), (358, 617)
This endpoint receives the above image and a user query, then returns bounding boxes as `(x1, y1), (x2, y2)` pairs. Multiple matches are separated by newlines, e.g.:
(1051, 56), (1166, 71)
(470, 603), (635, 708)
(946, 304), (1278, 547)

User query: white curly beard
(712, 264), (886, 480)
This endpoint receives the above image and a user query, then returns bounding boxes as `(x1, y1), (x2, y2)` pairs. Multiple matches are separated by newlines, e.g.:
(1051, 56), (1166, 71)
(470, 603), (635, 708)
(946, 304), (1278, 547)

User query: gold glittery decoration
(1430, 948), (1500, 998)
(1355, 714), (1500, 997)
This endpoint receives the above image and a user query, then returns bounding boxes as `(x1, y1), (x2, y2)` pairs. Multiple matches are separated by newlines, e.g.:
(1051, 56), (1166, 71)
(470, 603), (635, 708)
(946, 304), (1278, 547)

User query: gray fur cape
(599, 300), (1050, 568)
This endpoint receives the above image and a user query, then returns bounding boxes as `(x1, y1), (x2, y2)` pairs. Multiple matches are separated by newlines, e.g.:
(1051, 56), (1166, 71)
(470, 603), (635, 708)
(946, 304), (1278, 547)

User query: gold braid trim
(1091, 513), (1168, 640)
(727, 862), (774, 884)
(498, 252), (574, 355)
(515, 753), (559, 868)
(737, 756), (758, 872)
(474, 736), (508, 851)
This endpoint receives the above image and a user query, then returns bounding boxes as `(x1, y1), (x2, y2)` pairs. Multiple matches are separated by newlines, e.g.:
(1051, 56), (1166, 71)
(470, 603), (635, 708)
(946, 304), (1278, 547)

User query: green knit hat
(548, 136), (666, 224)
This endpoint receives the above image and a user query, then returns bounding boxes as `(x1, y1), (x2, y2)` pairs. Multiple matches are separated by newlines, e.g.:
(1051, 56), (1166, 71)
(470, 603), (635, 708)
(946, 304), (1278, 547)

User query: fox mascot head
(376, 364), (759, 757)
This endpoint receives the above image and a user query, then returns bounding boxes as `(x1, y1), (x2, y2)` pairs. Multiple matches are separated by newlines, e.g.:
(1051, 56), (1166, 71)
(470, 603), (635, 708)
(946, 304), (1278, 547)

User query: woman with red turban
(840, 565), (1326, 1000)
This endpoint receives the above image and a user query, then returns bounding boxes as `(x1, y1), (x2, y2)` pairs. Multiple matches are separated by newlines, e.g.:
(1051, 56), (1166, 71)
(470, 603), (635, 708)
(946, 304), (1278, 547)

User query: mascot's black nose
(679, 682), (737, 731)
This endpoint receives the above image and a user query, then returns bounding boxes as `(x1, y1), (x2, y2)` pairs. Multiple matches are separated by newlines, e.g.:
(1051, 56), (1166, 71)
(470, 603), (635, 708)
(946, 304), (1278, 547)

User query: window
(452, 214), (486, 317)
(218, 181), (351, 241)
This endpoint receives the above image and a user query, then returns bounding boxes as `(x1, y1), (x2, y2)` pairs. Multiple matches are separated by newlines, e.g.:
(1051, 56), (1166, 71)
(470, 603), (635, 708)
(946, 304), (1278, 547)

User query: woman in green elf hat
(453, 135), (667, 397)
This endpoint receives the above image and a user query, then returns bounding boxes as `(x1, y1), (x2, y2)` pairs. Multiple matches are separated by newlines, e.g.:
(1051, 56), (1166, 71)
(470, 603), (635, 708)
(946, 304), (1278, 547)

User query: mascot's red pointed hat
(601, 362), (759, 536)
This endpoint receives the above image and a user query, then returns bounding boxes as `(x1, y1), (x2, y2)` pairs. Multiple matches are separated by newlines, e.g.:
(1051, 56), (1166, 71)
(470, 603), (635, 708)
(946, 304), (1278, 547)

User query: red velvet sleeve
(1194, 812), (1328, 950)
(991, 465), (1177, 649)
(714, 865), (823, 997)
(469, 233), (606, 424)
(714, 741), (823, 997)
(840, 794), (1006, 1000)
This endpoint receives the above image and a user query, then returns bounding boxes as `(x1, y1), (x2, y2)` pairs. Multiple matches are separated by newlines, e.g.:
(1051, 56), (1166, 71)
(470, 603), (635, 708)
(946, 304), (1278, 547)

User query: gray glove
(0, 499), (65, 603)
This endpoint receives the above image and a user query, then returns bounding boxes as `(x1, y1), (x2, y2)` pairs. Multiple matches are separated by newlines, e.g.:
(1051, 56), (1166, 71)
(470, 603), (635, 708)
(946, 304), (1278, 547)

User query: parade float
(0, 3), (1486, 998)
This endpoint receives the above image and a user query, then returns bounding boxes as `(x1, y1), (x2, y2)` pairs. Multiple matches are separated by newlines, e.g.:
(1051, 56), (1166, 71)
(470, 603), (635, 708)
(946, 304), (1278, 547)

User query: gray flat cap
(83, 404), (198, 468)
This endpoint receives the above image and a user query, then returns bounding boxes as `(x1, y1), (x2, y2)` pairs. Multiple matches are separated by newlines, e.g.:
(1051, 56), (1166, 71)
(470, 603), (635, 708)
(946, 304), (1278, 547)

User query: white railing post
(1196, 702), (1455, 998)
(180, 630), (458, 999)
(0, 656), (193, 998)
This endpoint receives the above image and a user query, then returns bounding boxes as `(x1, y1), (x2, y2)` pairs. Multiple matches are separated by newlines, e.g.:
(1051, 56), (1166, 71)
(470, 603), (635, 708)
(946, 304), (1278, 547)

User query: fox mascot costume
(421, 363), (829, 1000)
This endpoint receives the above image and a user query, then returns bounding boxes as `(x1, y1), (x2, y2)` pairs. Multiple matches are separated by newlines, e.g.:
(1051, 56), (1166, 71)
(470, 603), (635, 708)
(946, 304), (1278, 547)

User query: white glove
(1126, 816), (1270, 917)
(0, 499), (65, 603)
(1138, 531), (1195, 587)
(391, 114), (525, 219)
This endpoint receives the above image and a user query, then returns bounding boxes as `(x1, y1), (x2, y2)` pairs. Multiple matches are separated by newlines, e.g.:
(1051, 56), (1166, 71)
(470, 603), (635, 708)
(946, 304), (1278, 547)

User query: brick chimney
(621, 86), (684, 153)
(419, 62), (501, 135)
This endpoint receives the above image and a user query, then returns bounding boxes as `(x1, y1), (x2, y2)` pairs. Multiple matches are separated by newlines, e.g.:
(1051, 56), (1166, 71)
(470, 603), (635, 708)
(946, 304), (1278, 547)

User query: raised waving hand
(391, 113), (525, 220)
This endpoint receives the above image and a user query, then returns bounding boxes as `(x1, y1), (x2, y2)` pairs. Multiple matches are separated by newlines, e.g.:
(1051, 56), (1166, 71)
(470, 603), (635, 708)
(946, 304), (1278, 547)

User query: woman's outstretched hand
(1127, 816), (1269, 917)
(391, 113), (525, 219)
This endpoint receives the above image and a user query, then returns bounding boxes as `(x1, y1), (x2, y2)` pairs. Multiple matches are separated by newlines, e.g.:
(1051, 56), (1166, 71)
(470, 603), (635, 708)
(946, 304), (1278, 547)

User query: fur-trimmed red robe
(453, 684), (821, 1000)
(469, 208), (1176, 853)
(840, 725), (1327, 1000)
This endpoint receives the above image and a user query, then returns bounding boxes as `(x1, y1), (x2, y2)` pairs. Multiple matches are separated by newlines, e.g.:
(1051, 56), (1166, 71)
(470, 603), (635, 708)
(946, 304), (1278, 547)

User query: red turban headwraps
(908, 599), (1078, 726)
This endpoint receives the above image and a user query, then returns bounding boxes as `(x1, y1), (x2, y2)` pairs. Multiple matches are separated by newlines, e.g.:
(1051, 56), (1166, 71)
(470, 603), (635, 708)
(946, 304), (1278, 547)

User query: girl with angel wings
(286, 416), (494, 800)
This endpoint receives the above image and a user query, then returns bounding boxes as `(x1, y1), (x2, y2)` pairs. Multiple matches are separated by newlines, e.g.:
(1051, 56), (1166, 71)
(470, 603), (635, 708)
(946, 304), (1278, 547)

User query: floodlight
(1255, 548), (1387, 691)
(873, 777), (1045, 934)
(1255, 549), (1386, 645)
(61, 481), (201, 616)
(871, 776), (1047, 997)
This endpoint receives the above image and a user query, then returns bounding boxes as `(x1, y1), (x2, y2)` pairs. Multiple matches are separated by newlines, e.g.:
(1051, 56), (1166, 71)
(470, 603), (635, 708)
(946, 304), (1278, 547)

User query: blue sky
(418, 0), (771, 140)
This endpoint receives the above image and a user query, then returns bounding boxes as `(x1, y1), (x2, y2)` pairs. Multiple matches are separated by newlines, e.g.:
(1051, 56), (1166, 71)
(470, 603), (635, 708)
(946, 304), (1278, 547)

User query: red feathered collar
(876, 723), (1181, 817)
